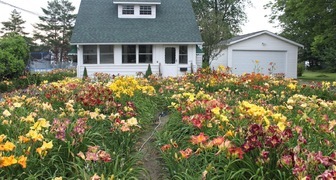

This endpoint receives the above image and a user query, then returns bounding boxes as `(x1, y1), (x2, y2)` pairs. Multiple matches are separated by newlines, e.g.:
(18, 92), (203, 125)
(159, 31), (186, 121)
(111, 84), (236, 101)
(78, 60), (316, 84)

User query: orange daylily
(0, 141), (16, 151)
(0, 155), (17, 167)
(179, 148), (193, 159)
(17, 155), (27, 168)
(190, 132), (209, 145)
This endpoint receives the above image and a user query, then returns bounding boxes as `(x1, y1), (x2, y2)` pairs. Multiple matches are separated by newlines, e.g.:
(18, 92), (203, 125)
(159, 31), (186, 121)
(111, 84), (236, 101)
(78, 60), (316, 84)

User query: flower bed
(156, 68), (336, 179)
(0, 67), (335, 179)
(0, 75), (161, 179)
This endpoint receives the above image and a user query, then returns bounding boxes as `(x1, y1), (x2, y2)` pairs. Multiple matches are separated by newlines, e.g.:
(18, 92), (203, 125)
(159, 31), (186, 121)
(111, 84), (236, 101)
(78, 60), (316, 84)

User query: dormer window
(114, 0), (160, 19)
(122, 5), (134, 15)
(140, 6), (151, 15)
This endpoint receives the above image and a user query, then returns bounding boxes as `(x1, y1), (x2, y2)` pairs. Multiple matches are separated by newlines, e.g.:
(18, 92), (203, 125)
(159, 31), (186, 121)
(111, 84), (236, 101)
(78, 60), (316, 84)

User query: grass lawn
(298, 70), (336, 81)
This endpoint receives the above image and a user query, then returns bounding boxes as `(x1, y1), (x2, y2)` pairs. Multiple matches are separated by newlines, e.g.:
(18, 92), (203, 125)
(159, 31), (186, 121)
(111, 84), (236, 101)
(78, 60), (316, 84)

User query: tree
(0, 33), (29, 80)
(34, 0), (76, 63)
(266, 0), (336, 71)
(0, 9), (28, 36)
(192, 0), (251, 65)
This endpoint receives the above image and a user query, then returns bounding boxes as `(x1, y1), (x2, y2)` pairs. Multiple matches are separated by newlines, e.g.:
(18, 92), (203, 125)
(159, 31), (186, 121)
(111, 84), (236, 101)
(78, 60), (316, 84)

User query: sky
(0, 0), (279, 36)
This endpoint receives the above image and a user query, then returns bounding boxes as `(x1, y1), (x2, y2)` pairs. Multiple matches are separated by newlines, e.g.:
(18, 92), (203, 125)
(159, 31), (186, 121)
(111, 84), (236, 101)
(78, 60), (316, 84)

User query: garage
(231, 50), (286, 76)
(211, 30), (304, 78)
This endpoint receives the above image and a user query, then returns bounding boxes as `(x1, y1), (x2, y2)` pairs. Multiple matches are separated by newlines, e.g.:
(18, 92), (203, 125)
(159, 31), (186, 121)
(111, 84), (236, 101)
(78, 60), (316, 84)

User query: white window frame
(100, 45), (114, 64)
(122, 45), (153, 64)
(179, 45), (188, 64)
(83, 45), (115, 64)
(118, 5), (156, 18)
(139, 45), (153, 64)
(83, 45), (98, 64)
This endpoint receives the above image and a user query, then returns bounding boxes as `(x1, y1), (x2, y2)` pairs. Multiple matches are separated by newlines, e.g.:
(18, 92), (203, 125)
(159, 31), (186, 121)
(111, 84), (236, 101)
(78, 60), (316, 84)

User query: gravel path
(137, 114), (169, 180)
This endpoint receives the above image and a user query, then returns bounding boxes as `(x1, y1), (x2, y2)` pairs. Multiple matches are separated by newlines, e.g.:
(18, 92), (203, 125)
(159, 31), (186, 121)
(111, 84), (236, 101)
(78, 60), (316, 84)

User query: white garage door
(232, 50), (286, 76)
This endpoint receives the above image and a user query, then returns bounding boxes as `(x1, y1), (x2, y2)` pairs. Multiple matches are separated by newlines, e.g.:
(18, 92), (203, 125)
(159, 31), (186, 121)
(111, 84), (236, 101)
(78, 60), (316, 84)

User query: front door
(161, 47), (178, 77)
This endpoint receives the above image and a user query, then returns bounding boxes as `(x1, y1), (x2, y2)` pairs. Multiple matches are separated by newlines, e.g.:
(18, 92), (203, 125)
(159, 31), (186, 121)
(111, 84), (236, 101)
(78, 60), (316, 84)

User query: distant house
(71, 0), (203, 77)
(211, 30), (304, 78)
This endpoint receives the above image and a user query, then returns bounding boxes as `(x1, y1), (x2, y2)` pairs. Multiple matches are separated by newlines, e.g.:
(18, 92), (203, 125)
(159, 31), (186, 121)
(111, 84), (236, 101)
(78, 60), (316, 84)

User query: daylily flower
(161, 144), (172, 152)
(17, 155), (27, 168)
(0, 155), (17, 167)
(0, 134), (6, 143)
(127, 117), (138, 126)
(26, 130), (44, 142)
(2, 109), (11, 117)
(228, 147), (244, 159)
(91, 173), (101, 180)
(211, 136), (225, 146)
(0, 141), (16, 151)
(190, 132), (209, 145)
(179, 148), (193, 159)
(31, 118), (51, 131)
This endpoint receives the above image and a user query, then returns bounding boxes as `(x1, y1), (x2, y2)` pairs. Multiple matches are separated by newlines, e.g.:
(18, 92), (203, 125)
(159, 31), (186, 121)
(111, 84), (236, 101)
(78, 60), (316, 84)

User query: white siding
(228, 34), (299, 78)
(196, 54), (203, 69)
(76, 44), (198, 77)
(78, 64), (160, 77)
(212, 34), (300, 78)
(210, 49), (228, 70)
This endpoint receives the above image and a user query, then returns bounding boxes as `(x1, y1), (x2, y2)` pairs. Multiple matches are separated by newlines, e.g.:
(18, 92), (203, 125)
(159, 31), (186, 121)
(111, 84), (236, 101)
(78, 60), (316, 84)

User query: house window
(140, 6), (152, 15)
(139, 45), (152, 63)
(83, 45), (97, 64)
(100, 45), (114, 64)
(122, 45), (136, 63)
(179, 46), (188, 64)
(122, 5), (134, 15)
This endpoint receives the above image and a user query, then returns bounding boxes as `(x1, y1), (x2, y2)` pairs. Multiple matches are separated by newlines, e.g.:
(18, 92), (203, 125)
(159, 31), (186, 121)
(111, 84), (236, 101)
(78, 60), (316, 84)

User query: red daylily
(228, 147), (244, 159)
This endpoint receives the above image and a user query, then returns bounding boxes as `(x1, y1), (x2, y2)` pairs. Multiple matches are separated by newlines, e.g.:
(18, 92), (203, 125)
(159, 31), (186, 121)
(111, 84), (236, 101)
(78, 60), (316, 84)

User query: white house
(211, 30), (304, 78)
(71, 0), (203, 77)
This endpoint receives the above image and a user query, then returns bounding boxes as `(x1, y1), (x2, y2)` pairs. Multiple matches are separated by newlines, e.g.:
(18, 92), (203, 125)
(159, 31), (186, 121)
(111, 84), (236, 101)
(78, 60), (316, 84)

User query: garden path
(137, 114), (169, 180)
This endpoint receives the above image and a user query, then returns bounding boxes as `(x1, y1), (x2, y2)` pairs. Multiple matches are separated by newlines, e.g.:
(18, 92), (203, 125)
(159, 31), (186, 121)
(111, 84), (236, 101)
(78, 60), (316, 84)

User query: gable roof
(71, 0), (202, 44)
(221, 30), (304, 48)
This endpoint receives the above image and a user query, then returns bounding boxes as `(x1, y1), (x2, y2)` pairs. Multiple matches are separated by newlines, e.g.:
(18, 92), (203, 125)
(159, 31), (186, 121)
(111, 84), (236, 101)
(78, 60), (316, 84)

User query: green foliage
(0, 69), (76, 93)
(297, 62), (305, 77)
(0, 9), (28, 36)
(0, 34), (29, 79)
(82, 67), (88, 80)
(34, 0), (76, 62)
(267, 0), (336, 71)
(144, 64), (152, 78)
(202, 60), (210, 68)
(192, 0), (251, 64)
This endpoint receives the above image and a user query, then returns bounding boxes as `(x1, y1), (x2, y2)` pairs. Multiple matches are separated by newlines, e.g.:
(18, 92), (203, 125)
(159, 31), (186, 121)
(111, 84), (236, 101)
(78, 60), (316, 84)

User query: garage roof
(221, 30), (304, 48)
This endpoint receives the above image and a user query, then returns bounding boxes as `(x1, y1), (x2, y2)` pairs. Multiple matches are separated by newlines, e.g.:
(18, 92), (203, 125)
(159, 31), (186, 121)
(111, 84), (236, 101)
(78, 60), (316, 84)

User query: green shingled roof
(71, 0), (202, 44)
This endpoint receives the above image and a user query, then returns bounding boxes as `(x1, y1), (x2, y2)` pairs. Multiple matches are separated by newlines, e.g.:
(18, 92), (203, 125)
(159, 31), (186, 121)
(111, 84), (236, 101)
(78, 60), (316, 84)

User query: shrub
(297, 62), (305, 77)
(145, 64), (152, 78)
(83, 67), (88, 80)
(0, 34), (29, 80)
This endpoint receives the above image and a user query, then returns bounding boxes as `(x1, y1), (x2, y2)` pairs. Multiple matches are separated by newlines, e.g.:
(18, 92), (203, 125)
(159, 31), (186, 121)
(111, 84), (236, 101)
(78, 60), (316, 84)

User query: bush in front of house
(145, 64), (152, 78)
(0, 33), (29, 80)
